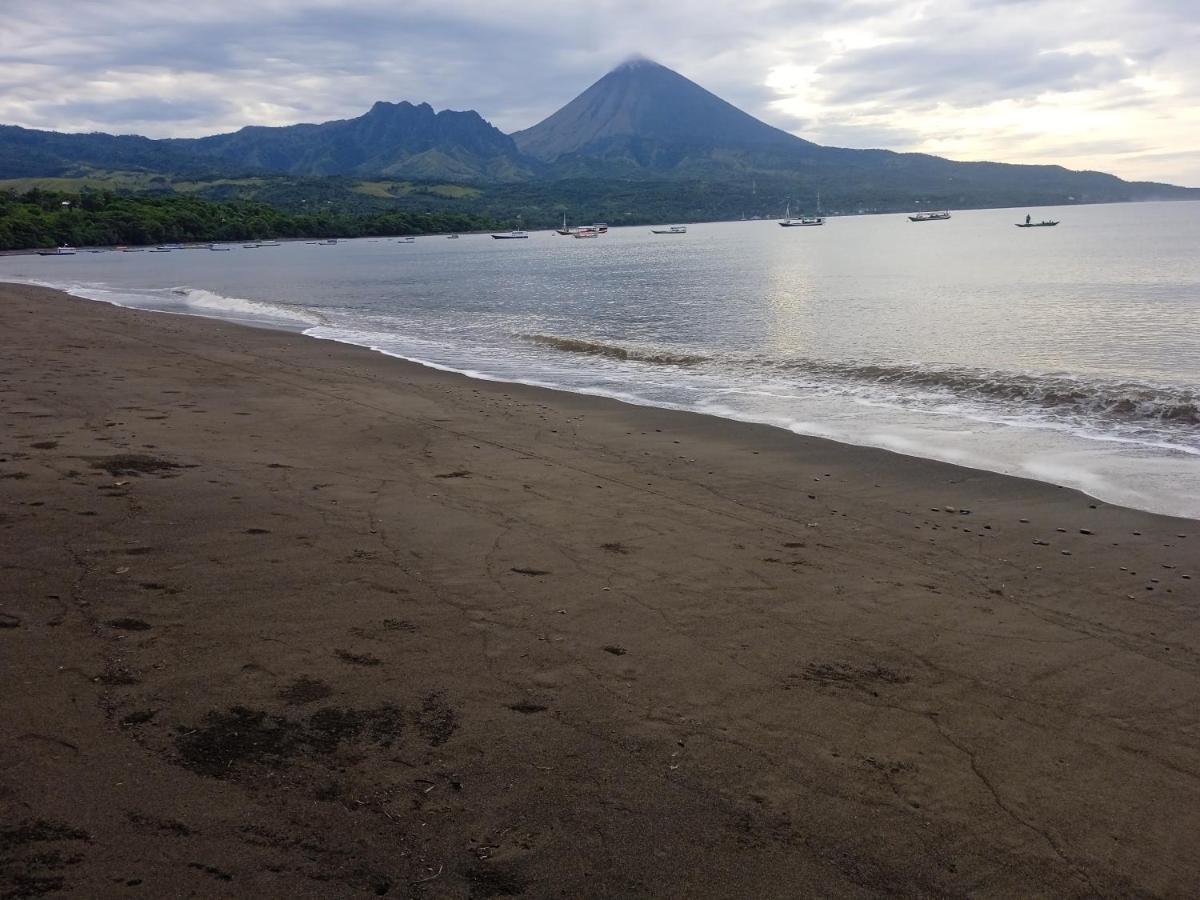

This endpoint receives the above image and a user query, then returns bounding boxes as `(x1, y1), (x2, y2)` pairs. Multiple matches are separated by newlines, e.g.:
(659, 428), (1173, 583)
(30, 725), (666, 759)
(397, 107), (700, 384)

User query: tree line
(0, 188), (502, 250)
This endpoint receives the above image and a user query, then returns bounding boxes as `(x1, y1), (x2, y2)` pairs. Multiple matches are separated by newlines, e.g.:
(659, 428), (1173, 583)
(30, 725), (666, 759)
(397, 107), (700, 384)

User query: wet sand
(1, 283), (1198, 898)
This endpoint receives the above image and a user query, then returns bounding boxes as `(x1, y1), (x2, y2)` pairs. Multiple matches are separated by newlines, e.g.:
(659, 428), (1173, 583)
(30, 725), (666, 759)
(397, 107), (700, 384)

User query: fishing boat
(651, 224), (688, 234)
(1015, 215), (1059, 227)
(556, 213), (572, 236)
(779, 197), (824, 227)
(573, 228), (598, 239)
(908, 211), (951, 222)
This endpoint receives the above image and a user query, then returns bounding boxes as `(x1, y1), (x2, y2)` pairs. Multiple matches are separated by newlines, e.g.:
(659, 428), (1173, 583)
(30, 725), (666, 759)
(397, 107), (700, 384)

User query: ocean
(4, 200), (1198, 518)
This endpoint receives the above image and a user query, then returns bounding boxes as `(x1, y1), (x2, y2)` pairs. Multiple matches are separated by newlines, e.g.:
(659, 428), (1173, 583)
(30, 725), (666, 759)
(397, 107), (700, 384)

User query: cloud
(0, 0), (1196, 184)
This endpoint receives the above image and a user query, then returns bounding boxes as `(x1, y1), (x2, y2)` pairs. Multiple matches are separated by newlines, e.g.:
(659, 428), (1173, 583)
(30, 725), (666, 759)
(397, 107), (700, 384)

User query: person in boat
(1026, 214), (1031, 225)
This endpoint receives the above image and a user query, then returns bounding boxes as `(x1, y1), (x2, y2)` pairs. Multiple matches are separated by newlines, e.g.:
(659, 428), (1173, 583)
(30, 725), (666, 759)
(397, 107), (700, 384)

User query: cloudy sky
(2, 0), (1198, 184)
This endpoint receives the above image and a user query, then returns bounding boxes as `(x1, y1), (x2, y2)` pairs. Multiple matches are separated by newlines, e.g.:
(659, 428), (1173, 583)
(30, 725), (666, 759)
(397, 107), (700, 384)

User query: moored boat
(492, 230), (529, 240)
(779, 201), (824, 227)
(650, 224), (688, 234)
(1016, 214), (1059, 227)
(36, 245), (76, 256)
(908, 211), (951, 222)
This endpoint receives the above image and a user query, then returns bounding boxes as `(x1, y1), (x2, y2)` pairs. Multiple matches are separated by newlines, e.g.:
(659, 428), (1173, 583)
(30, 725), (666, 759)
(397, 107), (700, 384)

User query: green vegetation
(0, 187), (502, 250)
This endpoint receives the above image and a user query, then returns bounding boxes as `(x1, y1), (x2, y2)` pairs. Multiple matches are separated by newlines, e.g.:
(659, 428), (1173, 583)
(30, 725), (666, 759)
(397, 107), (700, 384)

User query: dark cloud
(52, 97), (230, 125)
(820, 42), (1131, 107)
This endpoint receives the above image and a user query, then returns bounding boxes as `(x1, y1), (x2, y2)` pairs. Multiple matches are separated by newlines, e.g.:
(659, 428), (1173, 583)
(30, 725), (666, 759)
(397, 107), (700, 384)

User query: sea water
(3, 201), (1197, 518)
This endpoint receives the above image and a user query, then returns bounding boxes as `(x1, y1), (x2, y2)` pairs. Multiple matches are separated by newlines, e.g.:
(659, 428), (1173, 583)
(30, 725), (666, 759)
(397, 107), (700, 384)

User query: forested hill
(0, 188), (500, 250)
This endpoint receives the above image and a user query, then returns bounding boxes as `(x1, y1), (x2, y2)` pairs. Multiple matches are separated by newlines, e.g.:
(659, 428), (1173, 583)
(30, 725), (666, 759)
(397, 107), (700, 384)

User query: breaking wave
(170, 287), (327, 326)
(522, 333), (708, 366)
(767, 358), (1198, 429)
(523, 333), (1197, 441)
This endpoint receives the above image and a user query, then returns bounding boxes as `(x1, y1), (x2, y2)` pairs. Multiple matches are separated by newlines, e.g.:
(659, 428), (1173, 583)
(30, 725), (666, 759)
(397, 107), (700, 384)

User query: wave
(521, 333), (707, 366)
(521, 332), (1196, 438)
(171, 287), (327, 326)
(768, 358), (1198, 429)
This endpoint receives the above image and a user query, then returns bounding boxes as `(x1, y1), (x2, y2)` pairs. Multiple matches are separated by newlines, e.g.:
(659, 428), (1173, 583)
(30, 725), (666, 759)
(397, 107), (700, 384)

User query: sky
(1, 0), (1198, 185)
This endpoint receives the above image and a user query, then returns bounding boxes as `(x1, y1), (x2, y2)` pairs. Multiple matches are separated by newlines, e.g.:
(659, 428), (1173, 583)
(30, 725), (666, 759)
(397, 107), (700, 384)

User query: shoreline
(2, 283), (1199, 897)
(8, 273), (1199, 520)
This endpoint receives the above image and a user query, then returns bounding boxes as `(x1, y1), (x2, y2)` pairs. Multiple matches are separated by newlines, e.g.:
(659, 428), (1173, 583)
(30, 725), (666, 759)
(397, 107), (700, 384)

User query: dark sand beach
(2, 283), (1198, 898)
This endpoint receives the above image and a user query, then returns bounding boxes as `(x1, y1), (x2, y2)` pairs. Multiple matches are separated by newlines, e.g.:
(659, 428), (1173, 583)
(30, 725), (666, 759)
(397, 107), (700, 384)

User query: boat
(651, 224), (688, 234)
(258, 240), (281, 247)
(243, 243), (260, 249)
(396, 236), (415, 243)
(593, 223), (608, 233)
(208, 243), (232, 251)
(573, 228), (598, 239)
(779, 199), (824, 227)
(1015, 215), (1059, 227)
(36, 245), (76, 256)
(492, 230), (529, 240)
(908, 211), (951, 222)
(447, 234), (460, 239)
(556, 213), (572, 236)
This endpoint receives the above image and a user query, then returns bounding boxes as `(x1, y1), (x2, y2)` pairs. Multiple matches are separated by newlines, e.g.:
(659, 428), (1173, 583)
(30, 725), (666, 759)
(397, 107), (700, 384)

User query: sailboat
(556, 213), (572, 236)
(779, 193), (825, 227)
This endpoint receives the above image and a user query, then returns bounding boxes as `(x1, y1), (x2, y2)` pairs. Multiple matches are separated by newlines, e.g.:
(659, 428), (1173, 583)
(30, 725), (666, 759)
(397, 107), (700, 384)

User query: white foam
(177, 288), (327, 326)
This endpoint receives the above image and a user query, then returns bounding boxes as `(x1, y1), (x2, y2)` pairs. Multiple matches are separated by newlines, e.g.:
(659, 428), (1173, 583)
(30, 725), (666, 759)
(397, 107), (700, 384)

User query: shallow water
(4, 201), (1198, 517)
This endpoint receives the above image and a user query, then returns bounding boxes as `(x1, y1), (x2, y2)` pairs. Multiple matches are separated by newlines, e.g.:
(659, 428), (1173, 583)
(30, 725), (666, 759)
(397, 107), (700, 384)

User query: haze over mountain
(0, 58), (1194, 214)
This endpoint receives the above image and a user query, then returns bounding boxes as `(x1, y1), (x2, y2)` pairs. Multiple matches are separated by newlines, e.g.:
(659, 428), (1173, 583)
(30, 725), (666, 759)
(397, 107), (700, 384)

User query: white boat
(651, 224), (687, 234)
(208, 243), (232, 251)
(492, 230), (529, 240)
(258, 240), (281, 247)
(447, 234), (460, 239)
(573, 228), (598, 239)
(908, 211), (951, 222)
(36, 245), (76, 256)
(396, 236), (415, 244)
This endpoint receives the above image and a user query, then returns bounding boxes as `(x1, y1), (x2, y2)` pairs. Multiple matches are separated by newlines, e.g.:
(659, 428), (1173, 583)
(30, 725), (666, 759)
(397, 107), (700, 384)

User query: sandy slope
(1, 284), (1198, 898)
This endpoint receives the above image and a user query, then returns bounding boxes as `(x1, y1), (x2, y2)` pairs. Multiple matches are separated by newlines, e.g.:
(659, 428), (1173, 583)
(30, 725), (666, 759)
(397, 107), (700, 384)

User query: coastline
(2, 283), (1198, 896)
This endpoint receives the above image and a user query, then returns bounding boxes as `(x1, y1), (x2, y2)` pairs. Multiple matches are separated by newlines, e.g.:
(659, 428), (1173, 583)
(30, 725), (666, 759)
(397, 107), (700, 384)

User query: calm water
(4, 201), (1198, 518)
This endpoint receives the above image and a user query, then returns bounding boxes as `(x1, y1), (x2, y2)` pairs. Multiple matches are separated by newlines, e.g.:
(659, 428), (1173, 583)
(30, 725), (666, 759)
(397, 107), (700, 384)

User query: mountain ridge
(0, 59), (1195, 210)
